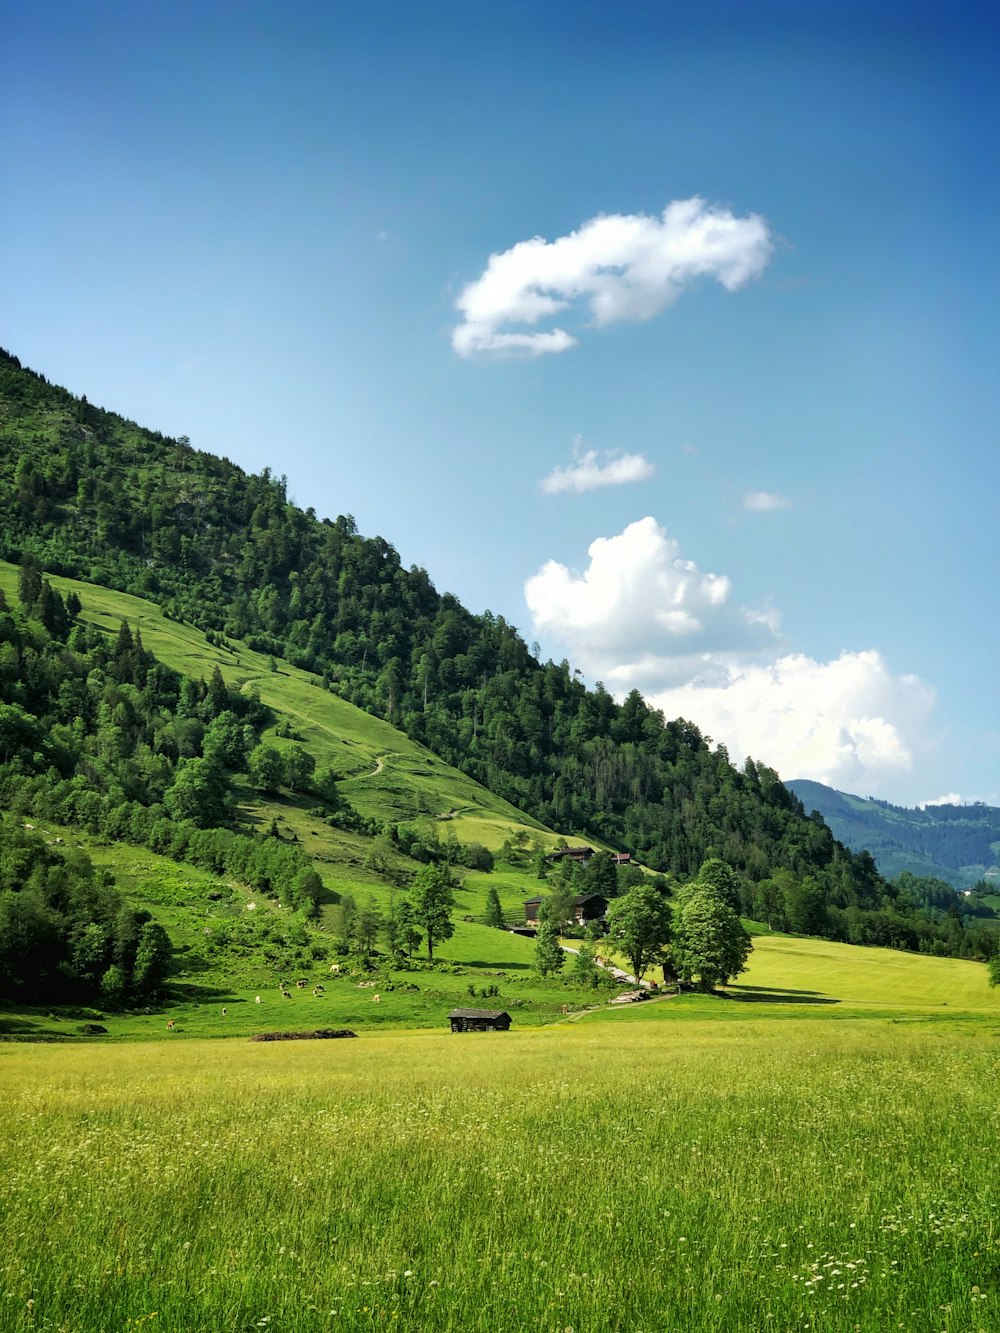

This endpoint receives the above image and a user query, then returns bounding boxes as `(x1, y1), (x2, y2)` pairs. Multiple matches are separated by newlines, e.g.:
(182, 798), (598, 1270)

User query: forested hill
(0, 348), (881, 904)
(787, 780), (1000, 889)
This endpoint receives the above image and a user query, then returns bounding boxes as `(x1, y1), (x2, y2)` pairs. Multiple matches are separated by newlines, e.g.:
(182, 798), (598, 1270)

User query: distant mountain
(786, 780), (1000, 888)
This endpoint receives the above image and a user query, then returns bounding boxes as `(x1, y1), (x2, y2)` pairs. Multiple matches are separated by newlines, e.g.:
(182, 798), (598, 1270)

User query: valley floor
(2, 1004), (998, 1333)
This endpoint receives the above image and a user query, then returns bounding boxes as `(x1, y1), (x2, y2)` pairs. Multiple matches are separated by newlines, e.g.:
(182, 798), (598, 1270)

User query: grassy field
(2, 1012), (999, 1333)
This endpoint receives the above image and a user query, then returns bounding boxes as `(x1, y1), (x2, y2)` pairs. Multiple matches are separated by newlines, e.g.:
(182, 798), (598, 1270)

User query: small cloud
(918, 792), (999, 809)
(539, 442), (655, 495)
(453, 196), (774, 358)
(743, 490), (791, 512)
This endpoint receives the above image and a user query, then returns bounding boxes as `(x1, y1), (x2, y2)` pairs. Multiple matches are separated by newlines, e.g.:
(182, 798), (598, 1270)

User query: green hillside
(0, 560), (553, 848)
(1, 350), (997, 1028)
(0, 347), (898, 897)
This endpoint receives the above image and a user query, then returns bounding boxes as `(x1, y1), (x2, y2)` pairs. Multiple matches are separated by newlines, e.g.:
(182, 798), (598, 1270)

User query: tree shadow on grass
(463, 960), (533, 971)
(168, 982), (240, 1004)
(734, 984), (824, 996)
(0, 1016), (59, 1037)
(725, 987), (840, 1006)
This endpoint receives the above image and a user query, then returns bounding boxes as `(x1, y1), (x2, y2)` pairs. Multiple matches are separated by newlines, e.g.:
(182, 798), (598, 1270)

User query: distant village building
(448, 1008), (512, 1033)
(523, 893), (608, 926)
(545, 845), (595, 863)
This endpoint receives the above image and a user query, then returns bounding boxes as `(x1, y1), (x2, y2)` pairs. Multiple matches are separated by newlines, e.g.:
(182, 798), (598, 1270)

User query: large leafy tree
(605, 882), (672, 984)
(673, 887), (752, 991)
(164, 757), (230, 828)
(411, 862), (456, 960)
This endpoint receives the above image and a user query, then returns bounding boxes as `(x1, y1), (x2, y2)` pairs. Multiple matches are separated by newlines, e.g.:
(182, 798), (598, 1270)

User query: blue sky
(3, 0), (997, 805)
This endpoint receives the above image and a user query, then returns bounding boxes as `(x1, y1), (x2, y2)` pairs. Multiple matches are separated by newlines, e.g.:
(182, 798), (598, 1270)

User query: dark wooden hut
(573, 892), (608, 923)
(448, 1008), (512, 1033)
(524, 895), (544, 924)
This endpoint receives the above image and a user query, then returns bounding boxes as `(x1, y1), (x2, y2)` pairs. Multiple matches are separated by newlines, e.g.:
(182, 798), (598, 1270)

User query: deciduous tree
(605, 882), (672, 984)
(412, 862), (456, 960)
(534, 919), (565, 976)
(673, 888), (751, 991)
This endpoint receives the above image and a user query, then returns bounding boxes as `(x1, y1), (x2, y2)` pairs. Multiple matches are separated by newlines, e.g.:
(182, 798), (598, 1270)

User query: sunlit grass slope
(596, 931), (1000, 1025)
(737, 932), (1000, 1011)
(3, 1018), (999, 1332)
(0, 561), (556, 846)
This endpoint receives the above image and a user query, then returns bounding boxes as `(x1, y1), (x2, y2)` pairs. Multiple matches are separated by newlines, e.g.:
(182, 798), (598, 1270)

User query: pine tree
(534, 920), (565, 976)
(484, 885), (505, 929)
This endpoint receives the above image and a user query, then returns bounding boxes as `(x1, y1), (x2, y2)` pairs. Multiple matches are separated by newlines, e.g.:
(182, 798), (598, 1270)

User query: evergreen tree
(534, 919), (565, 976)
(17, 555), (42, 610)
(484, 885), (505, 929)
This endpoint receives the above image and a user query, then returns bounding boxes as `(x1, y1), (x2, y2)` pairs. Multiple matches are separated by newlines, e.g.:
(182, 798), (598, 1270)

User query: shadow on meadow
(726, 985), (840, 1006)
(0, 1014), (61, 1037)
(464, 960), (532, 970)
(168, 981), (240, 1004)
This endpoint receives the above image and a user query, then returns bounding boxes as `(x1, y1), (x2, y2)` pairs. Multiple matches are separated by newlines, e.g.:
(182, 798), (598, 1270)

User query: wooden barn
(544, 845), (595, 864)
(572, 892), (608, 924)
(523, 895), (544, 924)
(448, 1008), (512, 1033)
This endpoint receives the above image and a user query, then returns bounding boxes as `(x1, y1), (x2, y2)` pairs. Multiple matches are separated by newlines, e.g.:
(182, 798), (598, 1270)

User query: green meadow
(3, 1004), (999, 1333)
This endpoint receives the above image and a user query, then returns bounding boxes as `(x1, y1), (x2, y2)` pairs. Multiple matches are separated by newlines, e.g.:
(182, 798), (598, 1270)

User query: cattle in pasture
(372, 994), (381, 1004)
(166, 1020), (175, 1030)
(296, 979), (306, 989)
(255, 996), (261, 1004)
(329, 964), (341, 974)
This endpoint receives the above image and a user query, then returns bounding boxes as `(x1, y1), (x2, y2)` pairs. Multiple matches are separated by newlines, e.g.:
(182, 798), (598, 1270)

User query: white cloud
(648, 652), (935, 793)
(453, 197), (774, 357)
(539, 444), (655, 495)
(524, 517), (778, 687)
(525, 519), (935, 796)
(743, 489), (791, 512)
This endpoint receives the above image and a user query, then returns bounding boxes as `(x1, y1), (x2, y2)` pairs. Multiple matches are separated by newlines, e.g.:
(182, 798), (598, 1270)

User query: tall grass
(3, 1015), (998, 1331)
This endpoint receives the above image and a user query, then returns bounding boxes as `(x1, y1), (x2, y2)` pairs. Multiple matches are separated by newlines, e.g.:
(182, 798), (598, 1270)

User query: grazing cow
(255, 995), (261, 1004)
(281, 990), (291, 999)
(329, 964), (341, 974)
(296, 979), (306, 990)
(222, 1008), (227, 1017)
(372, 994), (381, 1004)
(166, 1020), (175, 1030)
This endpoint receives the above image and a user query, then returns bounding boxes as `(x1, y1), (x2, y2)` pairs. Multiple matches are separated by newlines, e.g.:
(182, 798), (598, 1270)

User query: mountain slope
(787, 779), (1000, 888)
(0, 346), (883, 894)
